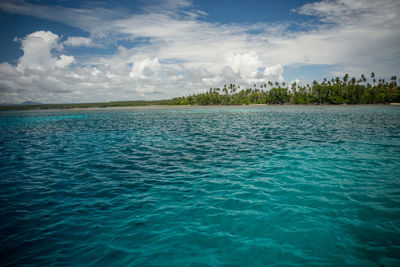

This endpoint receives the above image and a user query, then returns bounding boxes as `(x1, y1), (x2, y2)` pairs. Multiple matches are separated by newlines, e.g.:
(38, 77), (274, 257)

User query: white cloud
(17, 31), (75, 72)
(55, 55), (75, 68)
(223, 52), (262, 80)
(130, 57), (161, 79)
(264, 65), (284, 82)
(289, 0), (400, 74)
(63, 37), (93, 47)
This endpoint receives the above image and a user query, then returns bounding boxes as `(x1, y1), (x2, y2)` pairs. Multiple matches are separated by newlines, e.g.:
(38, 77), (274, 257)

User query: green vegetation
(0, 100), (171, 111)
(171, 73), (400, 105)
(1, 73), (399, 110)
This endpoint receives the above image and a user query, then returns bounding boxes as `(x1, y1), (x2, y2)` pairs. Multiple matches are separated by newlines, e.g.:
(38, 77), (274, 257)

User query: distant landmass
(0, 100), (171, 110)
(20, 101), (42, 106)
(0, 101), (42, 107)
(1, 73), (399, 110)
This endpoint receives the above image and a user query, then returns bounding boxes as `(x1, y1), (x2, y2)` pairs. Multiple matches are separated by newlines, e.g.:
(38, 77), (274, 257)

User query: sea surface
(1, 105), (400, 266)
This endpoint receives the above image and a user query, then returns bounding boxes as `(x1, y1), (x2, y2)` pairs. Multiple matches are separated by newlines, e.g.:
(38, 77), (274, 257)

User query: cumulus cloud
(223, 52), (262, 80)
(130, 58), (161, 79)
(17, 31), (74, 72)
(219, 52), (284, 84)
(264, 65), (284, 82)
(0, 0), (399, 103)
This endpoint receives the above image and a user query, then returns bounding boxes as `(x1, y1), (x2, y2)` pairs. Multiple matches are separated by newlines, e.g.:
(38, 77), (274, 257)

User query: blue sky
(0, 0), (399, 103)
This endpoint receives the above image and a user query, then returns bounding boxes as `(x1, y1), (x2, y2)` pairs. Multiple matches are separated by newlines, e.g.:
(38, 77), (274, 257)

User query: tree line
(0, 100), (171, 111)
(170, 73), (400, 105)
(1, 72), (399, 110)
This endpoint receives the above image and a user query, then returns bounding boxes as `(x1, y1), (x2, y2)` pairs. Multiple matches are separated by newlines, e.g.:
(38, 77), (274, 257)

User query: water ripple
(1, 106), (400, 266)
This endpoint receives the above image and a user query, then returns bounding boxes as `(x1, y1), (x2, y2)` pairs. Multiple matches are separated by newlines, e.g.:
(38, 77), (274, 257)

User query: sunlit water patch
(1, 106), (400, 266)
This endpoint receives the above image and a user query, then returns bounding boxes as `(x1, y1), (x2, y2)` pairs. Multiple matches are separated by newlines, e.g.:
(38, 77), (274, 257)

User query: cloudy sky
(0, 0), (399, 104)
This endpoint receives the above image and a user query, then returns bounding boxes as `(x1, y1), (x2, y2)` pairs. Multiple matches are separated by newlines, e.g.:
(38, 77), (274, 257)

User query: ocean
(1, 105), (399, 266)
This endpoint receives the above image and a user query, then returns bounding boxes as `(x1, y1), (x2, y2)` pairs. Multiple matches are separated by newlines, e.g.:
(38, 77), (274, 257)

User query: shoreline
(1, 103), (399, 112)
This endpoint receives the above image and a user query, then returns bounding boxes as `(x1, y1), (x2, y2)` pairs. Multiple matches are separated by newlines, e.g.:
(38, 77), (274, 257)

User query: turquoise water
(1, 105), (400, 266)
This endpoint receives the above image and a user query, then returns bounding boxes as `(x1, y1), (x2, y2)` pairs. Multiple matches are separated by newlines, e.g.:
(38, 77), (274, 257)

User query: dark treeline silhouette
(0, 100), (171, 111)
(171, 73), (400, 105)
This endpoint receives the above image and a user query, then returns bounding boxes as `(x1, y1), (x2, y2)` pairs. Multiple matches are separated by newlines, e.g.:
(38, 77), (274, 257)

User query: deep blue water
(1, 105), (400, 266)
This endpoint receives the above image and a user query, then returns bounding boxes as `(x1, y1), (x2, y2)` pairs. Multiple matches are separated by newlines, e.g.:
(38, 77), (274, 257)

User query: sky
(0, 0), (399, 104)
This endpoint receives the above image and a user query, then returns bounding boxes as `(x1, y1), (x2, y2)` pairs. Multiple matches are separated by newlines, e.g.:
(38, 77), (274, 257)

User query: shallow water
(1, 105), (400, 266)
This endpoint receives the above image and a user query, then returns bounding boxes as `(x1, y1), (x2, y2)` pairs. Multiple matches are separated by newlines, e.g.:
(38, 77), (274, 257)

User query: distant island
(1, 73), (399, 110)
(0, 100), (172, 111)
(171, 73), (399, 105)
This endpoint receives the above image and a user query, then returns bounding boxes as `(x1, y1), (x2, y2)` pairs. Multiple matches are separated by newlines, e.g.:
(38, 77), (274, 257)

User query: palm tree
(391, 76), (397, 86)
(291, 82), (297, 90)
(361, 74), (366, 83)
(223, 85), (228, 95)
(343, 74), (349, 84)
(371, 72), (376, 87)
